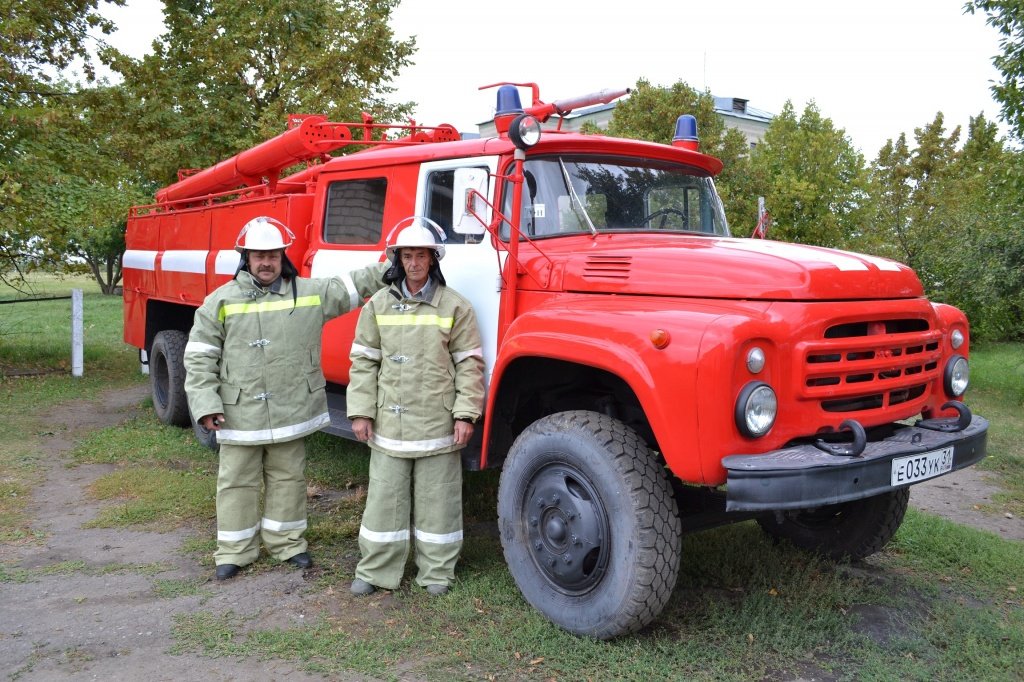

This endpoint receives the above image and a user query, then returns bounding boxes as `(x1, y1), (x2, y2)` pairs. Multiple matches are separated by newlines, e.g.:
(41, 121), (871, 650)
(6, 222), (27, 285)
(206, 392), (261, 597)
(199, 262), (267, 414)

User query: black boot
(286, 552), (312, 569)
(215, 564), (241, 580)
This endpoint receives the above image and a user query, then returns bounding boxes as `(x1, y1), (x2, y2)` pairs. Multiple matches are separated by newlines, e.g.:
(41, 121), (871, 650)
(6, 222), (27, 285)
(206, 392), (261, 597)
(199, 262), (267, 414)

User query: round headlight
(746, 347), (766, 374)
(944, 355), (969, 397)
(950, 329), (964, 350)
(735, 381), (777, 438)
(508, 114), (542, 150)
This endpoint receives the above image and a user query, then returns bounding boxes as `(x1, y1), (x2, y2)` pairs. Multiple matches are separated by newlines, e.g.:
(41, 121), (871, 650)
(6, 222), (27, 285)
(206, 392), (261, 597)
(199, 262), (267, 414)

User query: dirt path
(0, 385), (1019, 680)
(0, 386), (347, 681)
(910, 463), (1023, 540)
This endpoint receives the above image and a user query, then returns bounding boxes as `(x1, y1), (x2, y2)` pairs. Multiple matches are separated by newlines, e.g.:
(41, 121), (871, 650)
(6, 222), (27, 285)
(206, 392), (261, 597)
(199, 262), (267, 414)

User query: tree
(928, 113), (1024, 340)
(603, 78), (751, 228)
(966, 0), (1024, 138)
(859, 113), (961, 274)
(0, 0), (121, 106)
(744, 101), (867, 248)
(9, 84), (150, 293)
(99, 0), (416, 186)
(0, 0), (123, 290)
(857, 109), (1024, 340)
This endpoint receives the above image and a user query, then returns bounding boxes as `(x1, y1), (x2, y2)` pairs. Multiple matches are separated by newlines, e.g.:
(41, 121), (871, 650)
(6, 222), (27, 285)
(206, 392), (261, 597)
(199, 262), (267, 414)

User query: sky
(100, 0), (1007, 157)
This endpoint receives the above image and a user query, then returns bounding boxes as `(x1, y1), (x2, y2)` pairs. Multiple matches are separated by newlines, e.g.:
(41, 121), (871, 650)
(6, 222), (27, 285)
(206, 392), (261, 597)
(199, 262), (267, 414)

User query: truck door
(415, 157), (500, 387)
(307, 169), (398, 384)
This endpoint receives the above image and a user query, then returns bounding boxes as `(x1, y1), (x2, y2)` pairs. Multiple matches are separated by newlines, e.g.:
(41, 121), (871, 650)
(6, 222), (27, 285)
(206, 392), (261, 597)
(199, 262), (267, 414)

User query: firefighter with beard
(184, 216), (386, 581)
(347, 217), (485, 596)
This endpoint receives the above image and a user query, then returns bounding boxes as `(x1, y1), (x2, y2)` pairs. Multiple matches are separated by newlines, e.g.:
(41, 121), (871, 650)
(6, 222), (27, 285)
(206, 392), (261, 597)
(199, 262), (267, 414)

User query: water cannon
(525, 87), (631, 122)
(483, 82), (631, 135)
(673, 115), (699, 152)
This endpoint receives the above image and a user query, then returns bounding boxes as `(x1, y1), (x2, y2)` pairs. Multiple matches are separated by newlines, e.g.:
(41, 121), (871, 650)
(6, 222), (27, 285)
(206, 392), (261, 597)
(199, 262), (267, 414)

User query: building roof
(713, 97), (774, 124)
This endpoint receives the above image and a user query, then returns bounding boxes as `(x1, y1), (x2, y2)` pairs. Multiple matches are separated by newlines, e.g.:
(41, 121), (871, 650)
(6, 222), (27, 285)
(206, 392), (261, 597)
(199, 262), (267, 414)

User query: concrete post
(71, 289), (83, 377)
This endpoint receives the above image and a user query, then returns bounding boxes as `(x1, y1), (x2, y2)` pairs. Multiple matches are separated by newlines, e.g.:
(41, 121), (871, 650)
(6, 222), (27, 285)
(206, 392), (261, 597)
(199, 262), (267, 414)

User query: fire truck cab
(123, 83), (988, 639)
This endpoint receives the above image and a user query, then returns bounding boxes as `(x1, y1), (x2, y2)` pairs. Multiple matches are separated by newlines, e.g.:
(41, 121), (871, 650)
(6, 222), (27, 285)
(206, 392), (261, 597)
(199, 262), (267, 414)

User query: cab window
(323, 178), (387, 244)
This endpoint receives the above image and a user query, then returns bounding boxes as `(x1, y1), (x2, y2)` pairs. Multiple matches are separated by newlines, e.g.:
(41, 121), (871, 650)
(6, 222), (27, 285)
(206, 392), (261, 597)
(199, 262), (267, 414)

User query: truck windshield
(500, 154), (729, 239)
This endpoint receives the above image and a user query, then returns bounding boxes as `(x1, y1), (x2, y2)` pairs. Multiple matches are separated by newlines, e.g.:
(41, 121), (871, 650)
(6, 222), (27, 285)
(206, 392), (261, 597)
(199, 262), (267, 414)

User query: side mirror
(452, 167), (488, 235)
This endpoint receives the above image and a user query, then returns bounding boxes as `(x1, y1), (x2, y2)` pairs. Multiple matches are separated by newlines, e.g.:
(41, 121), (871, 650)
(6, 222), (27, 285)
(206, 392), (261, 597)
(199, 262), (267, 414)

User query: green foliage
(0, 0), (125, 288)
(966, 0), (1024, 139)
(0, 0), (120, 105)
(1, 0), (413, 294)
(741, 101), (867, 248)
(99, 0), (416, 186)
(856, 112), (1024, 340)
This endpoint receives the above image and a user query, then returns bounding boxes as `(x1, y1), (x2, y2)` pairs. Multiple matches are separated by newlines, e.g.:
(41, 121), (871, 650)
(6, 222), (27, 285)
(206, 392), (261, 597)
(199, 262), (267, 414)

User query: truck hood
(557, 236), (922, 300)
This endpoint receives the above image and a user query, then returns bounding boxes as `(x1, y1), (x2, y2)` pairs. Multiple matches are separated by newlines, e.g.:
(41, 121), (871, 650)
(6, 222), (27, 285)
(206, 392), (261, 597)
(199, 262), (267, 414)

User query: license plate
(891, 447), (954, 486)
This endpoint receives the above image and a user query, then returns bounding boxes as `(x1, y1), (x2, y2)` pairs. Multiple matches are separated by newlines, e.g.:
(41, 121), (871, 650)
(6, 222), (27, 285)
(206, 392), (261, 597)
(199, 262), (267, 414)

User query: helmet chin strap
(235, 249), (300, 311)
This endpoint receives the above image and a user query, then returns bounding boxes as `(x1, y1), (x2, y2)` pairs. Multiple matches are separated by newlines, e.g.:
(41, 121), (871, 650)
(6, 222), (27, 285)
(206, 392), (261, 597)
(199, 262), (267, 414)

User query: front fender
(485, 295), (760, 482)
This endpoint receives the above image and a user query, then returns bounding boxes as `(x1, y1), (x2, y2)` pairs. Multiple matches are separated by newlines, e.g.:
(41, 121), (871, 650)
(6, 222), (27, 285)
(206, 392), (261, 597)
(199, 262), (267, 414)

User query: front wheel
(757, 488), (910, 561)
(497, 411), (682, 639)
(149, 330), (190, 427)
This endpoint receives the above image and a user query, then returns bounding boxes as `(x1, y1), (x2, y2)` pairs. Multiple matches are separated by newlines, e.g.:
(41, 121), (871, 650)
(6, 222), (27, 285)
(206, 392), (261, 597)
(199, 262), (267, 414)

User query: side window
(425, 168), (487, 245)
(323, 178), (387, 244)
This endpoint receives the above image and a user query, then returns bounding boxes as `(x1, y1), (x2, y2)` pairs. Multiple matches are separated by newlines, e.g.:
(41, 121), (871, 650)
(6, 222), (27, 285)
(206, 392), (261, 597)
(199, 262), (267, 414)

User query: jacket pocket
(306, 370), (327, 393)
(218, 384), (241, 406)
(442, 366), (456, 410)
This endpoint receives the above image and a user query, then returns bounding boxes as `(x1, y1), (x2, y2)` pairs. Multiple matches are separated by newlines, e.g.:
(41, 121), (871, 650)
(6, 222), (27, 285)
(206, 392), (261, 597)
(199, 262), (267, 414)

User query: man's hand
(454, 420), (474, 446)
(352, 417), (374, 442)
(201, 413), (226, 431)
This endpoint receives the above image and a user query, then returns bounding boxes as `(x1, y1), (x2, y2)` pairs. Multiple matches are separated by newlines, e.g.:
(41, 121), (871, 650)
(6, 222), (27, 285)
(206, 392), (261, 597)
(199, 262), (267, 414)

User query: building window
(323, 178), (387, 244)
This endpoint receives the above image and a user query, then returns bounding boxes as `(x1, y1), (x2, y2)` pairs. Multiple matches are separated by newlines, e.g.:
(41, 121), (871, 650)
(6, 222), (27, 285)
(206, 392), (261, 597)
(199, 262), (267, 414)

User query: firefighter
(184, 216), (387, 581)
(347, 218), (485, 596)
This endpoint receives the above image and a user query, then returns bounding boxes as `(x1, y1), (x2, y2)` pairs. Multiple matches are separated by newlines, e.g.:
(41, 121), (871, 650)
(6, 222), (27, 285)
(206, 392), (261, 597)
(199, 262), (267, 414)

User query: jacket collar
(390, 276), (442, 307)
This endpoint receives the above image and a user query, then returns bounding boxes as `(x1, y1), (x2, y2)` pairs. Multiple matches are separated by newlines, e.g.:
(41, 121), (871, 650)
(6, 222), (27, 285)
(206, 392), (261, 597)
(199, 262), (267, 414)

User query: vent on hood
(582, 255), (632, 279)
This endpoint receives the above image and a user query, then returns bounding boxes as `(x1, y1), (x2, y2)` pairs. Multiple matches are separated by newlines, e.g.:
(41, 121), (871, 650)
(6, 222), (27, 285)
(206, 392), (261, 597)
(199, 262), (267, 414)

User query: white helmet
(235, 216), (295, 253)
(385, 216), (446, 262)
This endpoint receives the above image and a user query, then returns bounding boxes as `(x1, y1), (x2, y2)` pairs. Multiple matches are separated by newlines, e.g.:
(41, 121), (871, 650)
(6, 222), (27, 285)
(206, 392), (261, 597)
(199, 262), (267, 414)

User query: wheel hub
(525, 464), (609, 593)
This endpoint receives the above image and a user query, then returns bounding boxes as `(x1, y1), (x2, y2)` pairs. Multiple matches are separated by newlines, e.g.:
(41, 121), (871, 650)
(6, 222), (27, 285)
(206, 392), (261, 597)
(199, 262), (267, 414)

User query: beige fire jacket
(184, 264), (386, 446)
(346, 280), (485, 457)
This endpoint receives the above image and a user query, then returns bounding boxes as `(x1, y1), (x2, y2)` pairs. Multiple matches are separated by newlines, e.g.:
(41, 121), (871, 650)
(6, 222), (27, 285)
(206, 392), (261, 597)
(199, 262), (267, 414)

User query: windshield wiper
(559, 158), (597, 237)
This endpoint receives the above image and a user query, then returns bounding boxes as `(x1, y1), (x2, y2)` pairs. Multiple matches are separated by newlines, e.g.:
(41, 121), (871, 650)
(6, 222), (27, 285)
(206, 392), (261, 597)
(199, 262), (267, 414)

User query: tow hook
(814, 419), (867, 457)
(916, 401), (972, 433)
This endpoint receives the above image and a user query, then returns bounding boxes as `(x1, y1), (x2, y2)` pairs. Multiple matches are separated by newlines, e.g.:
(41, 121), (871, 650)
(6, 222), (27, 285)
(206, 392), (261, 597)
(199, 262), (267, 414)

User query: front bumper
(722, 415), (988, 512)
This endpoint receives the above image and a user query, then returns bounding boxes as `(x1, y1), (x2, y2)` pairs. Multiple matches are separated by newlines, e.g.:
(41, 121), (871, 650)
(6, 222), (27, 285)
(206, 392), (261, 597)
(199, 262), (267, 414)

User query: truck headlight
(944, 355), (969, 397)
(735, 381), (777, 438)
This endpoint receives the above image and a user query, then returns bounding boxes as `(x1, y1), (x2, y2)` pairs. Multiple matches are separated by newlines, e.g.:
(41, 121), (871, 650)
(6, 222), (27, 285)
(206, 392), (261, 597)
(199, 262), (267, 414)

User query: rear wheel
(497, 410), (682, 639)
(757, 488), (910, 561)
(150, 330), (190, 427)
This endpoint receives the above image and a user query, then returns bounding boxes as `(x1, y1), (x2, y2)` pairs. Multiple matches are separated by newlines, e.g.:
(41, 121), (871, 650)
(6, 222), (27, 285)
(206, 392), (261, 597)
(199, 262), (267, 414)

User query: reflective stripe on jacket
(346, 280), (485, 458)
(184, 264), (386, 446)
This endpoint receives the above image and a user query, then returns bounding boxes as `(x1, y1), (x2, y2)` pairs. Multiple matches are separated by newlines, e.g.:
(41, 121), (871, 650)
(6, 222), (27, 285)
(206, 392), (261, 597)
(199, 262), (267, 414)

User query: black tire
(150, 330), (190, 428)
(757, 488), (910, 561)
(497, 410), (682, 639)
(191, 411), (220, 452)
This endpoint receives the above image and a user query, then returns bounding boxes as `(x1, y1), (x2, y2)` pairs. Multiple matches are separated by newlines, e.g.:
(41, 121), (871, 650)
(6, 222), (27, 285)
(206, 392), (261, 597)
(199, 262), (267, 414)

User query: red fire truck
(123, 83), (988, 639)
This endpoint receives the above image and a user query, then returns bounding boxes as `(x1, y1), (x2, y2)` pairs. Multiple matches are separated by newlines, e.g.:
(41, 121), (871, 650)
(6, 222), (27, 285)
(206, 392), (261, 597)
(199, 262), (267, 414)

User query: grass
(1, 274), (1022, 680)
(962, 342), (1024, 516)
(0, 272), (143, 543)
